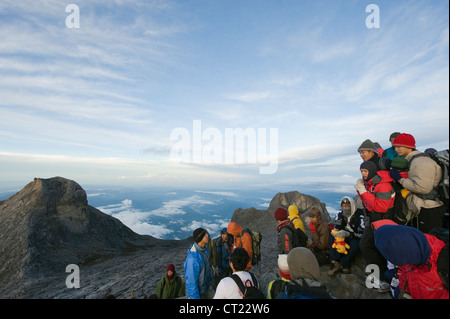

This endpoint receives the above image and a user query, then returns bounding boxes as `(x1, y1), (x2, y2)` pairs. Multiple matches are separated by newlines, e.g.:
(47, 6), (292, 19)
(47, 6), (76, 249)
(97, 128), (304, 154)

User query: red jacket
(359, 171), (395, 214)
(397, 234), (448, 299)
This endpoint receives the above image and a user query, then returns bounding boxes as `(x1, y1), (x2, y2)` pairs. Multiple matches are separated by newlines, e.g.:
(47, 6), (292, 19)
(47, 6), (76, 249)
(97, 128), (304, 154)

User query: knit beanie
(360, 161), (378, 181)
(166, 263), (175, 280)
(391, 157), (408, 170)
(287, 247), (320, 281)
(357, 139), (377, 152)
(389, 132), (401, 141)
(274, 207), (288, 221)
(392, 133), (416, 149)
(193, 228), (207, 243)
(277, 254), (291, 280)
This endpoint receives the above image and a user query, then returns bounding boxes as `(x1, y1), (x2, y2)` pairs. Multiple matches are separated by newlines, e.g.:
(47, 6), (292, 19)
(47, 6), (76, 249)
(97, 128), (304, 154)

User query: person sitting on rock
(288, 205), (307, 234)
(153, 263), (185, 299)
(266, 254), (291, 299)
(274, 247), (334, 299)
(307, 206), (330, 265)
(327, 197), (365, 276)
(275, 207), (308, 254)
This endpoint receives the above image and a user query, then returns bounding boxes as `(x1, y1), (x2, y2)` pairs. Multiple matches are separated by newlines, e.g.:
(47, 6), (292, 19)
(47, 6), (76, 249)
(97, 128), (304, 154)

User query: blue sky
(0, 0), (449, 192)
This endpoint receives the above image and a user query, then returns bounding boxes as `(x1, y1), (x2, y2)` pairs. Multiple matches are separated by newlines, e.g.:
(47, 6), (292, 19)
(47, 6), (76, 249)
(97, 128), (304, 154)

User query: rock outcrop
(0, 177), (186, 299)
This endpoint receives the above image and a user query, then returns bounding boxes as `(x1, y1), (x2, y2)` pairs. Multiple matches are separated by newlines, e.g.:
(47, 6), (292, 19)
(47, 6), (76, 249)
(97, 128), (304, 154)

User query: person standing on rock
(358, 139), (382, 171)
(227, 222), (253, 271)
(184, 228), (214, 299)
(355, 160), (395, 293)
(153, 263), (185, 299)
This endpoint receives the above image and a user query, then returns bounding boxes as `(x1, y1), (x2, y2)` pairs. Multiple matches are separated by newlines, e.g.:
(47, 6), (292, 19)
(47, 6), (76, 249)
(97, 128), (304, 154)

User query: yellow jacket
(288, 205), (306, 233)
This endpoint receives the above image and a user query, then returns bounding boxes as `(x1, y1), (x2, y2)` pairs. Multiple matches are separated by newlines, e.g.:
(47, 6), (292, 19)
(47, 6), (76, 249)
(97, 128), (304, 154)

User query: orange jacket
(227, 222), (253, 270)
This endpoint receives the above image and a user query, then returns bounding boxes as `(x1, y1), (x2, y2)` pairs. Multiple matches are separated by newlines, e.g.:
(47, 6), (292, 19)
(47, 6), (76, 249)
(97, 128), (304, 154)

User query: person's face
(341, 203), (351, 210)
(200, 232), (209, 245)
(221, 233), (228, 241)
(394, 146), (411, 157)
(359, 150), (375, 161)
(167, 270), (174, 277)
(360, 168), (369, 180)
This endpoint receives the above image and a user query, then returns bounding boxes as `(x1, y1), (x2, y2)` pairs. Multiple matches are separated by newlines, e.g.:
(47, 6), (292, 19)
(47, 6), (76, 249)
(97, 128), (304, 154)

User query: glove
(390, 168), (402, 181)
(354, 178), (366, 194)
(336, 230), (350, 238)
(309, 221), (316, 233)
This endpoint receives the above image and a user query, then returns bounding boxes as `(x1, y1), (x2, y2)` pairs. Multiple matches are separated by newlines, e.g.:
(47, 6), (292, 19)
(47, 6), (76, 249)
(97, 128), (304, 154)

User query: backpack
(409, 150), (449, 211)
(286, 222), (308, 249)
(230, 272), (265, 299)
(429, 227), (449, 291)
(275, 278), (332, 299)
(390, 180), (411, 225)
(240, 228), (262, 266)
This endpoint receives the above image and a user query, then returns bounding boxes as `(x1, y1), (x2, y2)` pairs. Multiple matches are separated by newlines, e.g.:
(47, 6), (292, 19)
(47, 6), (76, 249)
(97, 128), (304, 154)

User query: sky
(0, 0), (449, 192)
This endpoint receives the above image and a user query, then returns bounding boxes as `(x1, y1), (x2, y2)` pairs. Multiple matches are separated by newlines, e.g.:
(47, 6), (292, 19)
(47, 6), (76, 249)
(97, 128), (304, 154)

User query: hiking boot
(375, 281), (390, 293)
(328, 261), (342, 277)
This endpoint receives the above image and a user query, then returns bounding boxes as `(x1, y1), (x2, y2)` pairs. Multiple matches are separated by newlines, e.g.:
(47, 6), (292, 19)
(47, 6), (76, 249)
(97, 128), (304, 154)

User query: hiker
(212, 228), (233, 288)
(382, 132), (402, 161)
(373, 142), (384, 157)
(358, 139), (381, 170)
(266, 254), (291, 299)
(275, 207), (307, 254)
(288, 205), (306, 234)
(213, 247), (263, 299)
(273, 247), (333, 299)
(355, 160), (395, 292)
(328, 197), (365, 276)
(389, 133), (446, 233)
(153, 263), (185, 299)
(308, 206), (330, 265)
(227, 221), (253, 270)
(374, 221), (449, 299)
(184, 228), (214, 299)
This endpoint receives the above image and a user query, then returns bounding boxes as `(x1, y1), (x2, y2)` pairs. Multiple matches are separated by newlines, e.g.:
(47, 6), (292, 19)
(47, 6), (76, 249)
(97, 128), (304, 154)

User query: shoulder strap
(231, 274), (247, 296)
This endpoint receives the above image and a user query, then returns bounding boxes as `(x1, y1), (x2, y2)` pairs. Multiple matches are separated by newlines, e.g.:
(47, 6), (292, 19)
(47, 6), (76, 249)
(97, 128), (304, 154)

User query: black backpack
(275, 278), (333, 299)
(429, 227), (449, 291)
(390, 180), (411, 225)
(230, 272), (265, 299)
(286, 222), (308, 248)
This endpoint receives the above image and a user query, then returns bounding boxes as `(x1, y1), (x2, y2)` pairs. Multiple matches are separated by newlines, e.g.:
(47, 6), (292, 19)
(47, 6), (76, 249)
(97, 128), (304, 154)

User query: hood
(374, 224), (431, 266)
(288, 205), (300, 219)
(340, 196), (356, 216)
(227, 222), (243, 236)
(287, 247), (320, 281)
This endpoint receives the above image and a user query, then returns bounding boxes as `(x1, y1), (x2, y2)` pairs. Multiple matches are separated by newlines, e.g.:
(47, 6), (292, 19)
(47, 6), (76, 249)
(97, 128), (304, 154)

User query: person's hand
(354, 178), (366, 194)
(390, 168), (402, 181)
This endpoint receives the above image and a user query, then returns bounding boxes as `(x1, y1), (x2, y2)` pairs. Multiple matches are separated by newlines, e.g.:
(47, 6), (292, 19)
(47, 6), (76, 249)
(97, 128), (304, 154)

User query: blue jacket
(184, 243), (212, 299)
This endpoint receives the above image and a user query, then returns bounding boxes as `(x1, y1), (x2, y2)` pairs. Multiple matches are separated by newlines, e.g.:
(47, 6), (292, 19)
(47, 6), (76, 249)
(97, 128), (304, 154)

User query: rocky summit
(0, 177), (390, 299)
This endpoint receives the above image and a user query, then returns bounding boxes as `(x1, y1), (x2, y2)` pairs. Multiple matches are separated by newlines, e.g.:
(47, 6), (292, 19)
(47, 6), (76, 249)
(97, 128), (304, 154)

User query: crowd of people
(148, 132), (448, 300)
